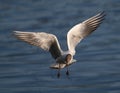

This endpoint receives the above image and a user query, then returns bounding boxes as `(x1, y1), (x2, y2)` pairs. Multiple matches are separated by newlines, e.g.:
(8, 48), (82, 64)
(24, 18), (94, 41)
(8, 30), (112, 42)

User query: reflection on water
(0, 0), (120, 93)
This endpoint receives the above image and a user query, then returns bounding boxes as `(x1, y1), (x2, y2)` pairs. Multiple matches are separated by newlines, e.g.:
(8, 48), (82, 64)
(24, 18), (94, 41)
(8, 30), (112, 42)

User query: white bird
(14, 12), (105, 78)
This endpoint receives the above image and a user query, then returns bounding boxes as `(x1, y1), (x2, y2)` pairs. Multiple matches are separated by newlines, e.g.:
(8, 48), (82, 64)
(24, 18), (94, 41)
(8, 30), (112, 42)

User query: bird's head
(65, 54), (72, 64)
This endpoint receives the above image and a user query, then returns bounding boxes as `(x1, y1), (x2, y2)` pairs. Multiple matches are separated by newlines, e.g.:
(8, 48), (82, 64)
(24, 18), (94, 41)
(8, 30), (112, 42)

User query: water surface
(0, 0), (120, 93)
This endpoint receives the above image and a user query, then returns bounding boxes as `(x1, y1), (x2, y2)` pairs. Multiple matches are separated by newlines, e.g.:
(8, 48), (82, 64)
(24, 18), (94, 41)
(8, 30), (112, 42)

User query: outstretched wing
(14, 31), (62, 59)
(67, 12), (105, 55)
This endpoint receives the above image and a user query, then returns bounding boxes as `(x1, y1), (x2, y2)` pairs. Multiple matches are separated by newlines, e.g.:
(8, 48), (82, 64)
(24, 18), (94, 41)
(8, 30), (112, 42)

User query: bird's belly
(50, 59), (76, 69)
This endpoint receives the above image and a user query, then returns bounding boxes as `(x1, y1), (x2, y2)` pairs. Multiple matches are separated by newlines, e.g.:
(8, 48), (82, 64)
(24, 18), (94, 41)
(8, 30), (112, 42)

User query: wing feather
(67, 12), (105, 55)
(14, 31), (62, 59)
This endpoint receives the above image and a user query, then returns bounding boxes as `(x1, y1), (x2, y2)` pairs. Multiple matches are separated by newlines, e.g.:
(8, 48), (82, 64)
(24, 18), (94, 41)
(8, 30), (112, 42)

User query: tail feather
(50, 59), (76, 69)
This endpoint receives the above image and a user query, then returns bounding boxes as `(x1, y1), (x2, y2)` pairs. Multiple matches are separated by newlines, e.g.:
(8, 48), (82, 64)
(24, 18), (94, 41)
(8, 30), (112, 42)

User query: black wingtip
(97, 11), (106, 22)
(99, 11), (106, 17)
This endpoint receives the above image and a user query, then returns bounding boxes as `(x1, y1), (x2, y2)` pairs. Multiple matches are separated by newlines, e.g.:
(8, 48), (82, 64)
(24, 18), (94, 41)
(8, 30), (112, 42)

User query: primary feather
(67, 12), (105, 55)
(14, 31), (62, 59)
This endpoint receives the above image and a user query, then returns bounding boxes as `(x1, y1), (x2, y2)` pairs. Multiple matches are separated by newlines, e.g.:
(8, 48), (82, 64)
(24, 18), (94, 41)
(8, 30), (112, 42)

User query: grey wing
(14, 31), (62, 59)
(67, 12), (105, 55)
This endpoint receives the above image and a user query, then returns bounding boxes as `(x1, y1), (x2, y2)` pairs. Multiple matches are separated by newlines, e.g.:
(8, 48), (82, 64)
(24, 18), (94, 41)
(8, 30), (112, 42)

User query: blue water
(0, 0), (120, 93)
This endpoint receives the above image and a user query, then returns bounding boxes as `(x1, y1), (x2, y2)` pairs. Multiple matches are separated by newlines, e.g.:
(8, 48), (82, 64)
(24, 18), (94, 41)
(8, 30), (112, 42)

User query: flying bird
(14, 12), (105, 78)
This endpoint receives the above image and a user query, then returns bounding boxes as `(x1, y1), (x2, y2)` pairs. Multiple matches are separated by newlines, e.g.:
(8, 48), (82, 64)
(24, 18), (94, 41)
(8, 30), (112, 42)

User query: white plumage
(14, 12), (105, 77)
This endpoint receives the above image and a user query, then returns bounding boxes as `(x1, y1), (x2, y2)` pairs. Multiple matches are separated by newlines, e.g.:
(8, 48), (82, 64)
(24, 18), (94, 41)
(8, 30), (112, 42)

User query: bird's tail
(50, 59), (76, 69)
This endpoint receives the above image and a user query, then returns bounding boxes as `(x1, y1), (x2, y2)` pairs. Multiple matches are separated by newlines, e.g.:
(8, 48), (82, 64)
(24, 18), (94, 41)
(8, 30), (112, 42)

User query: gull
(14, 12), (105, 78)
